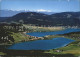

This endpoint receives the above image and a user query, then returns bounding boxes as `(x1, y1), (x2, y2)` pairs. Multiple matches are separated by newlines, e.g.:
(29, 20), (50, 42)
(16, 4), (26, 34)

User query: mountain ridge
(2, 12), (80, 26)
(0, 10), (55, 17)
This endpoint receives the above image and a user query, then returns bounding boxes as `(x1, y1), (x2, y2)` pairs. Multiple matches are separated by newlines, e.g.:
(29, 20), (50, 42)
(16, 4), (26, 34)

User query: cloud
(37, 9), (52, 12)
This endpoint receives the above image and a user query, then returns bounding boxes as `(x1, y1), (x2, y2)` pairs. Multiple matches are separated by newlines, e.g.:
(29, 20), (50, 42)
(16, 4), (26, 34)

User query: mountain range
(0, 10), (55, 17)
(2, 12), (80, 26)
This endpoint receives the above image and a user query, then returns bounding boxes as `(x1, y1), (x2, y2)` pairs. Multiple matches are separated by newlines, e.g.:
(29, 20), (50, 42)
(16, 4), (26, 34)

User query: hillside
(4, 12), (80, 26)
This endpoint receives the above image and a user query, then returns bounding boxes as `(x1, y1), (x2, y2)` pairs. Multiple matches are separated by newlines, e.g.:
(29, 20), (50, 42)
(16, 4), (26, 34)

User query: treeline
(0, 22), (26, 43)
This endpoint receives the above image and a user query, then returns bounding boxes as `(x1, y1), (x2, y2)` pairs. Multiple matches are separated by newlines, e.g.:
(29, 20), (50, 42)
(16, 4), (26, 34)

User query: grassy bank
(44, 40), (80, 56)
(44, 32), (80, 56)
(11, 32), (29, 43)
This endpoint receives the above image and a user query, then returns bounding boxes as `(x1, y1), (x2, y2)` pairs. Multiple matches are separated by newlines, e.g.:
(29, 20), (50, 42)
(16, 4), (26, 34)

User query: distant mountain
(4, 12), (80, 26)
(0, 10), (55, 17)
(0, 10), (21, 17)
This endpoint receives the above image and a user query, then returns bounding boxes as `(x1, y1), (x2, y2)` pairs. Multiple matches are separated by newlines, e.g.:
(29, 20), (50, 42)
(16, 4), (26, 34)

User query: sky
(0, 0), (80, 12)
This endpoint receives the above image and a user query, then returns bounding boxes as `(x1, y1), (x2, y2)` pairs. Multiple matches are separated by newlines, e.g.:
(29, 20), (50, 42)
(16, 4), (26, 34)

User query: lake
(8, 37), (74, 50)
(8, 28), (80, 50)
(27, 28), (80, 37)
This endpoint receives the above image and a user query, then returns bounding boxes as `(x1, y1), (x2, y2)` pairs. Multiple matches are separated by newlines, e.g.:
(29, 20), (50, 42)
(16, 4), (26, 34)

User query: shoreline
(0, 28), (80, 56)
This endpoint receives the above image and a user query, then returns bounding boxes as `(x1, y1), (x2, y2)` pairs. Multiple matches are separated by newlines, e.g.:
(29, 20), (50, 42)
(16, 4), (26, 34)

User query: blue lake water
(8, 28), (80, 50)
(8, 37), (75, 50)
(27, 28), (80, 37)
